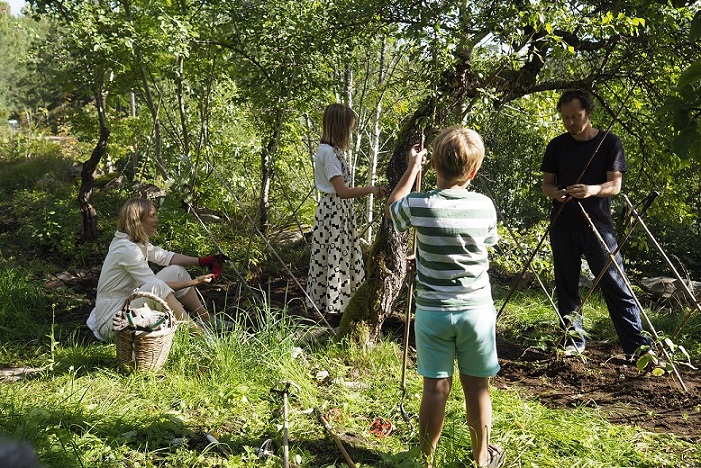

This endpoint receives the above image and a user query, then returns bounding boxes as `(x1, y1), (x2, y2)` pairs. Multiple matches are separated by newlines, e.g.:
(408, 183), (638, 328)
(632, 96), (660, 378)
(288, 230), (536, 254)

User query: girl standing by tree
(306, 103), (384, 322)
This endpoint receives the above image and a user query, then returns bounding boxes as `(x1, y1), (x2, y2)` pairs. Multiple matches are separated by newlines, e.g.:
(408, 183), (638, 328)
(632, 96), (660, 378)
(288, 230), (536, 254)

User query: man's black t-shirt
(540, 129), (626, 229)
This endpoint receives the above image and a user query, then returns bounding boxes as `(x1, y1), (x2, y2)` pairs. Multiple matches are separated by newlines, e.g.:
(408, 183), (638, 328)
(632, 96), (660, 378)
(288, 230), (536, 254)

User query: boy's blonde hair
(320, 103), (356, 150)
(431, 126), (485, 183)
(117, 198), (154, 244)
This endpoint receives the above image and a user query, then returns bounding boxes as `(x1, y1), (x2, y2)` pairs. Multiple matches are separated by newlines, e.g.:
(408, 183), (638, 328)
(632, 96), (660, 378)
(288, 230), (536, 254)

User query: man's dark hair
(557, 89), (595, 113)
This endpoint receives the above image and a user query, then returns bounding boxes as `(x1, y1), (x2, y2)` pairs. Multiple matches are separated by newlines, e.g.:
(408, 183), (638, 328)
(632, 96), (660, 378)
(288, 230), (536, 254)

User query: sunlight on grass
(0, 281), (698, 467)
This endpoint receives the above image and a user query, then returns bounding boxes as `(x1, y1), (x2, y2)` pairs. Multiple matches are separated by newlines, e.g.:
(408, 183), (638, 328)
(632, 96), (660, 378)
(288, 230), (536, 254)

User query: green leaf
(690, 11), (701, 41)
(636, 354), (650, 371)
(672, 123), (701, 161)
(657, 95), (686, 114)
(690, 137), (701, 162)
(651, 367), (665, 377)
(678, 60), (701, 87)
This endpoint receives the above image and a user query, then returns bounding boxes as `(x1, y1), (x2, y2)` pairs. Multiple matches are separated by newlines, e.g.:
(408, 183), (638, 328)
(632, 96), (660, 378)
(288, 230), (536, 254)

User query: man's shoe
(563, 342), (586, 357)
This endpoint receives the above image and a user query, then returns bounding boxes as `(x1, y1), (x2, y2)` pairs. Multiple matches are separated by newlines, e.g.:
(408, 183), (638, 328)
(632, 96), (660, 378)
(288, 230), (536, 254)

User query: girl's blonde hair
(320, 103), (356, 150)
(431, 126), (485, 183)
(117, 198), (154, 244)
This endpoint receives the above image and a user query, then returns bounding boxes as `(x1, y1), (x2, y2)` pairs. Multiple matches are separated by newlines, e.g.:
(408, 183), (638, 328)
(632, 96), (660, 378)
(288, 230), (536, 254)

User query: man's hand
(564, 183), (598, 199)
(553, 186), (570, 202)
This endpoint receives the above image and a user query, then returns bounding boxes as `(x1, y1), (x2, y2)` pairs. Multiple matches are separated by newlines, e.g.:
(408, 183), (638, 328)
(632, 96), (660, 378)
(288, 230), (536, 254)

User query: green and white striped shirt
(389, 188), (498, 311)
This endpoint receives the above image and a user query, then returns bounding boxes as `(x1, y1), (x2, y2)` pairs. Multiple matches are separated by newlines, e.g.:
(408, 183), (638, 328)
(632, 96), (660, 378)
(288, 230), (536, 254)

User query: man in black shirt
(540, 89), (652, 358)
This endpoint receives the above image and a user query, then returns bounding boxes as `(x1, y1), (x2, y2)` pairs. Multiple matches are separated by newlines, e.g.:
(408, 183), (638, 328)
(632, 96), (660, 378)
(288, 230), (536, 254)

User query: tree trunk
(120, 0), (166, 179)
(339, 102), (435, 342)
(366, 38), (387, 243)
(305, 113), (319, 204)
(365, 106), (380, 242)
(78, 87), (110, 242)
(258, 125), (280, 234)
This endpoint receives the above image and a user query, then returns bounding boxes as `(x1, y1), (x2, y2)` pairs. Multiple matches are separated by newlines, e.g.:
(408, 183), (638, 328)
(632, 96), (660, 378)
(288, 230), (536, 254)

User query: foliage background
(0, 0), (700, 466)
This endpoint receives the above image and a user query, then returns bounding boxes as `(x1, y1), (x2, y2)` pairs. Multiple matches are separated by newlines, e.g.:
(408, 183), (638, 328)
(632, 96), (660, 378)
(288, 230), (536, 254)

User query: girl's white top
(314, 143), (344, 194)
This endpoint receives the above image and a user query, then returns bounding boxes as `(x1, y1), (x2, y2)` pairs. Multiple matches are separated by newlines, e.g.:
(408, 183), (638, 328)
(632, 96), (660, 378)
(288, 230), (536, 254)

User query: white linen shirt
(314, 143), (344, 194)
(86, 231), (175, 341)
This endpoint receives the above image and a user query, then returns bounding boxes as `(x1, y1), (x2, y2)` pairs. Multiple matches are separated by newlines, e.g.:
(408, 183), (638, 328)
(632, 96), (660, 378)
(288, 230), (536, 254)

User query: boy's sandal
(480, 444), (505, 468)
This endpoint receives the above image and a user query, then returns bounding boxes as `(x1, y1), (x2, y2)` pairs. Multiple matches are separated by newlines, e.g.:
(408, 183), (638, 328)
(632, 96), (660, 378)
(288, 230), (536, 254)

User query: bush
(11, 189), (82, 262)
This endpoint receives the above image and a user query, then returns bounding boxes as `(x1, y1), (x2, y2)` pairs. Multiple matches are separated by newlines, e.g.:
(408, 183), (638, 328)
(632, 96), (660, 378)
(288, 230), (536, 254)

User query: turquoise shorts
(415, 306), (500, 378)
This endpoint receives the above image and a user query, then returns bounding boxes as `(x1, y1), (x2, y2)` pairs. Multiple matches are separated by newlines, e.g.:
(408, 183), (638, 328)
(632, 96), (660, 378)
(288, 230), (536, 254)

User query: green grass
(0, 269), (699, 467)
(0, 265), (52, 347)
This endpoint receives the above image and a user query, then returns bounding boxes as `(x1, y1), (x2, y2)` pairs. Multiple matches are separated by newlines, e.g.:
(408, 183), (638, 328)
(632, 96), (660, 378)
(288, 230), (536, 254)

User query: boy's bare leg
(419, 377), (452, 462)
(460, 374), (492, 466)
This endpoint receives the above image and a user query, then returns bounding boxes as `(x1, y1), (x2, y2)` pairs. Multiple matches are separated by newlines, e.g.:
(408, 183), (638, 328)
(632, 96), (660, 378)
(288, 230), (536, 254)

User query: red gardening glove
(198, 254), (229, 280)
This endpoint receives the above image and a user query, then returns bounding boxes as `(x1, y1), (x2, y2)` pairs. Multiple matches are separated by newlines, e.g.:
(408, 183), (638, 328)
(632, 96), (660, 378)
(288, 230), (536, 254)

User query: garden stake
(476, 179), (559, 314)
(314, 408), (356, 468)
(282, 385), (290, 468)
(479, 177), (586, 355)
(478, 179), (585, 358)
(577, 202), (688, 392)
(203, 156), (336, 332)
(399, 151), (423, 435)
(558, 192), (658, 348)
(271, 381), (299, 468)
(621, 194), (701, 340)
(185, 202), (253, 293)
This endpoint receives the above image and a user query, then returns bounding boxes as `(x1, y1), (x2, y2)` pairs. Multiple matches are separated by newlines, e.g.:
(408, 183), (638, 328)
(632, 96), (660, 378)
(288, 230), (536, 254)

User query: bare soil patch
(494, 338), (701, 443)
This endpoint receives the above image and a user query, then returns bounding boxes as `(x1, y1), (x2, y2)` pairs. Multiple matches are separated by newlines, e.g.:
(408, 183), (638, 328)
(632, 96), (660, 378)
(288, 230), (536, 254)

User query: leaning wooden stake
(399, 159), (422, 434)
(578, 203), (687, 393)
(314, 408), (356, 468)
(622, 195), (701, 340)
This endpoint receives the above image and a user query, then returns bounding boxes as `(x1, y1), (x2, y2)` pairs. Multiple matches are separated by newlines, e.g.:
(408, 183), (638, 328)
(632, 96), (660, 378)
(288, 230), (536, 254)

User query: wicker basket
(115, 291), (177, 372)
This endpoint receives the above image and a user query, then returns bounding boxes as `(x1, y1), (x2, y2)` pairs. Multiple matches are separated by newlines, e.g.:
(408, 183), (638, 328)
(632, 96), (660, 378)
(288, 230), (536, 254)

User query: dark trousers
(549, 223), (651, 355)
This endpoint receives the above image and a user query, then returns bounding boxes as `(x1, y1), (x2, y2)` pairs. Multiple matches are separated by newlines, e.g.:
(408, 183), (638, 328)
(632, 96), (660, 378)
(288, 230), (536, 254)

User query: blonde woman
(306, 103), (385, 320)
(87, 198), (225, 341)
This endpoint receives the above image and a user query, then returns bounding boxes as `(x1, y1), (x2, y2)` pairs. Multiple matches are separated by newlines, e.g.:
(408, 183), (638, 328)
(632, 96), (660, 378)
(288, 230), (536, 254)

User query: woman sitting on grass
(87, 198), (226, 341)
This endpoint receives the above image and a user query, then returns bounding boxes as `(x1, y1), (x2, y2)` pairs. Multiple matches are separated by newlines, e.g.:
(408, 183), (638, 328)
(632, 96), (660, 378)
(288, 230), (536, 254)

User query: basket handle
(121, 290), (173, 316)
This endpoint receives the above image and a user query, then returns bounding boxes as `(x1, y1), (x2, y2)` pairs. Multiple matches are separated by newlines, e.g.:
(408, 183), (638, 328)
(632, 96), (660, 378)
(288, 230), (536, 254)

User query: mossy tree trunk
(338, 100), (438, 343)
(337, 47), (484, 343)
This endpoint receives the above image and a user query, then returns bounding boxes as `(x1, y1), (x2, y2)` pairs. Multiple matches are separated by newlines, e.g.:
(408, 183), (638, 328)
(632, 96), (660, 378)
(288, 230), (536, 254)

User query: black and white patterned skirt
(306, 193), (365, 316)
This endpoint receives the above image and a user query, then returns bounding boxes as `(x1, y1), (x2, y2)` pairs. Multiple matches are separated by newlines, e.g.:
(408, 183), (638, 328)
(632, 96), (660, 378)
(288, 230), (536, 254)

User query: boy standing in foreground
(387, 127), (505, 467)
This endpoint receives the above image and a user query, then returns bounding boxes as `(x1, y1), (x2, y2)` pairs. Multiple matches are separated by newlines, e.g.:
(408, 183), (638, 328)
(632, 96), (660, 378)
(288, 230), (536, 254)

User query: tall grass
(0, 264), (51, 348)
(0, 269), (699, 466)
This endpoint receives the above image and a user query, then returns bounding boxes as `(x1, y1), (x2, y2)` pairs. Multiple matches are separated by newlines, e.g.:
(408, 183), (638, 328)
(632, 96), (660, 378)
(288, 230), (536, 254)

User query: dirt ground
(50, 269), (701, 445)
(494, 338), (700, 443)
